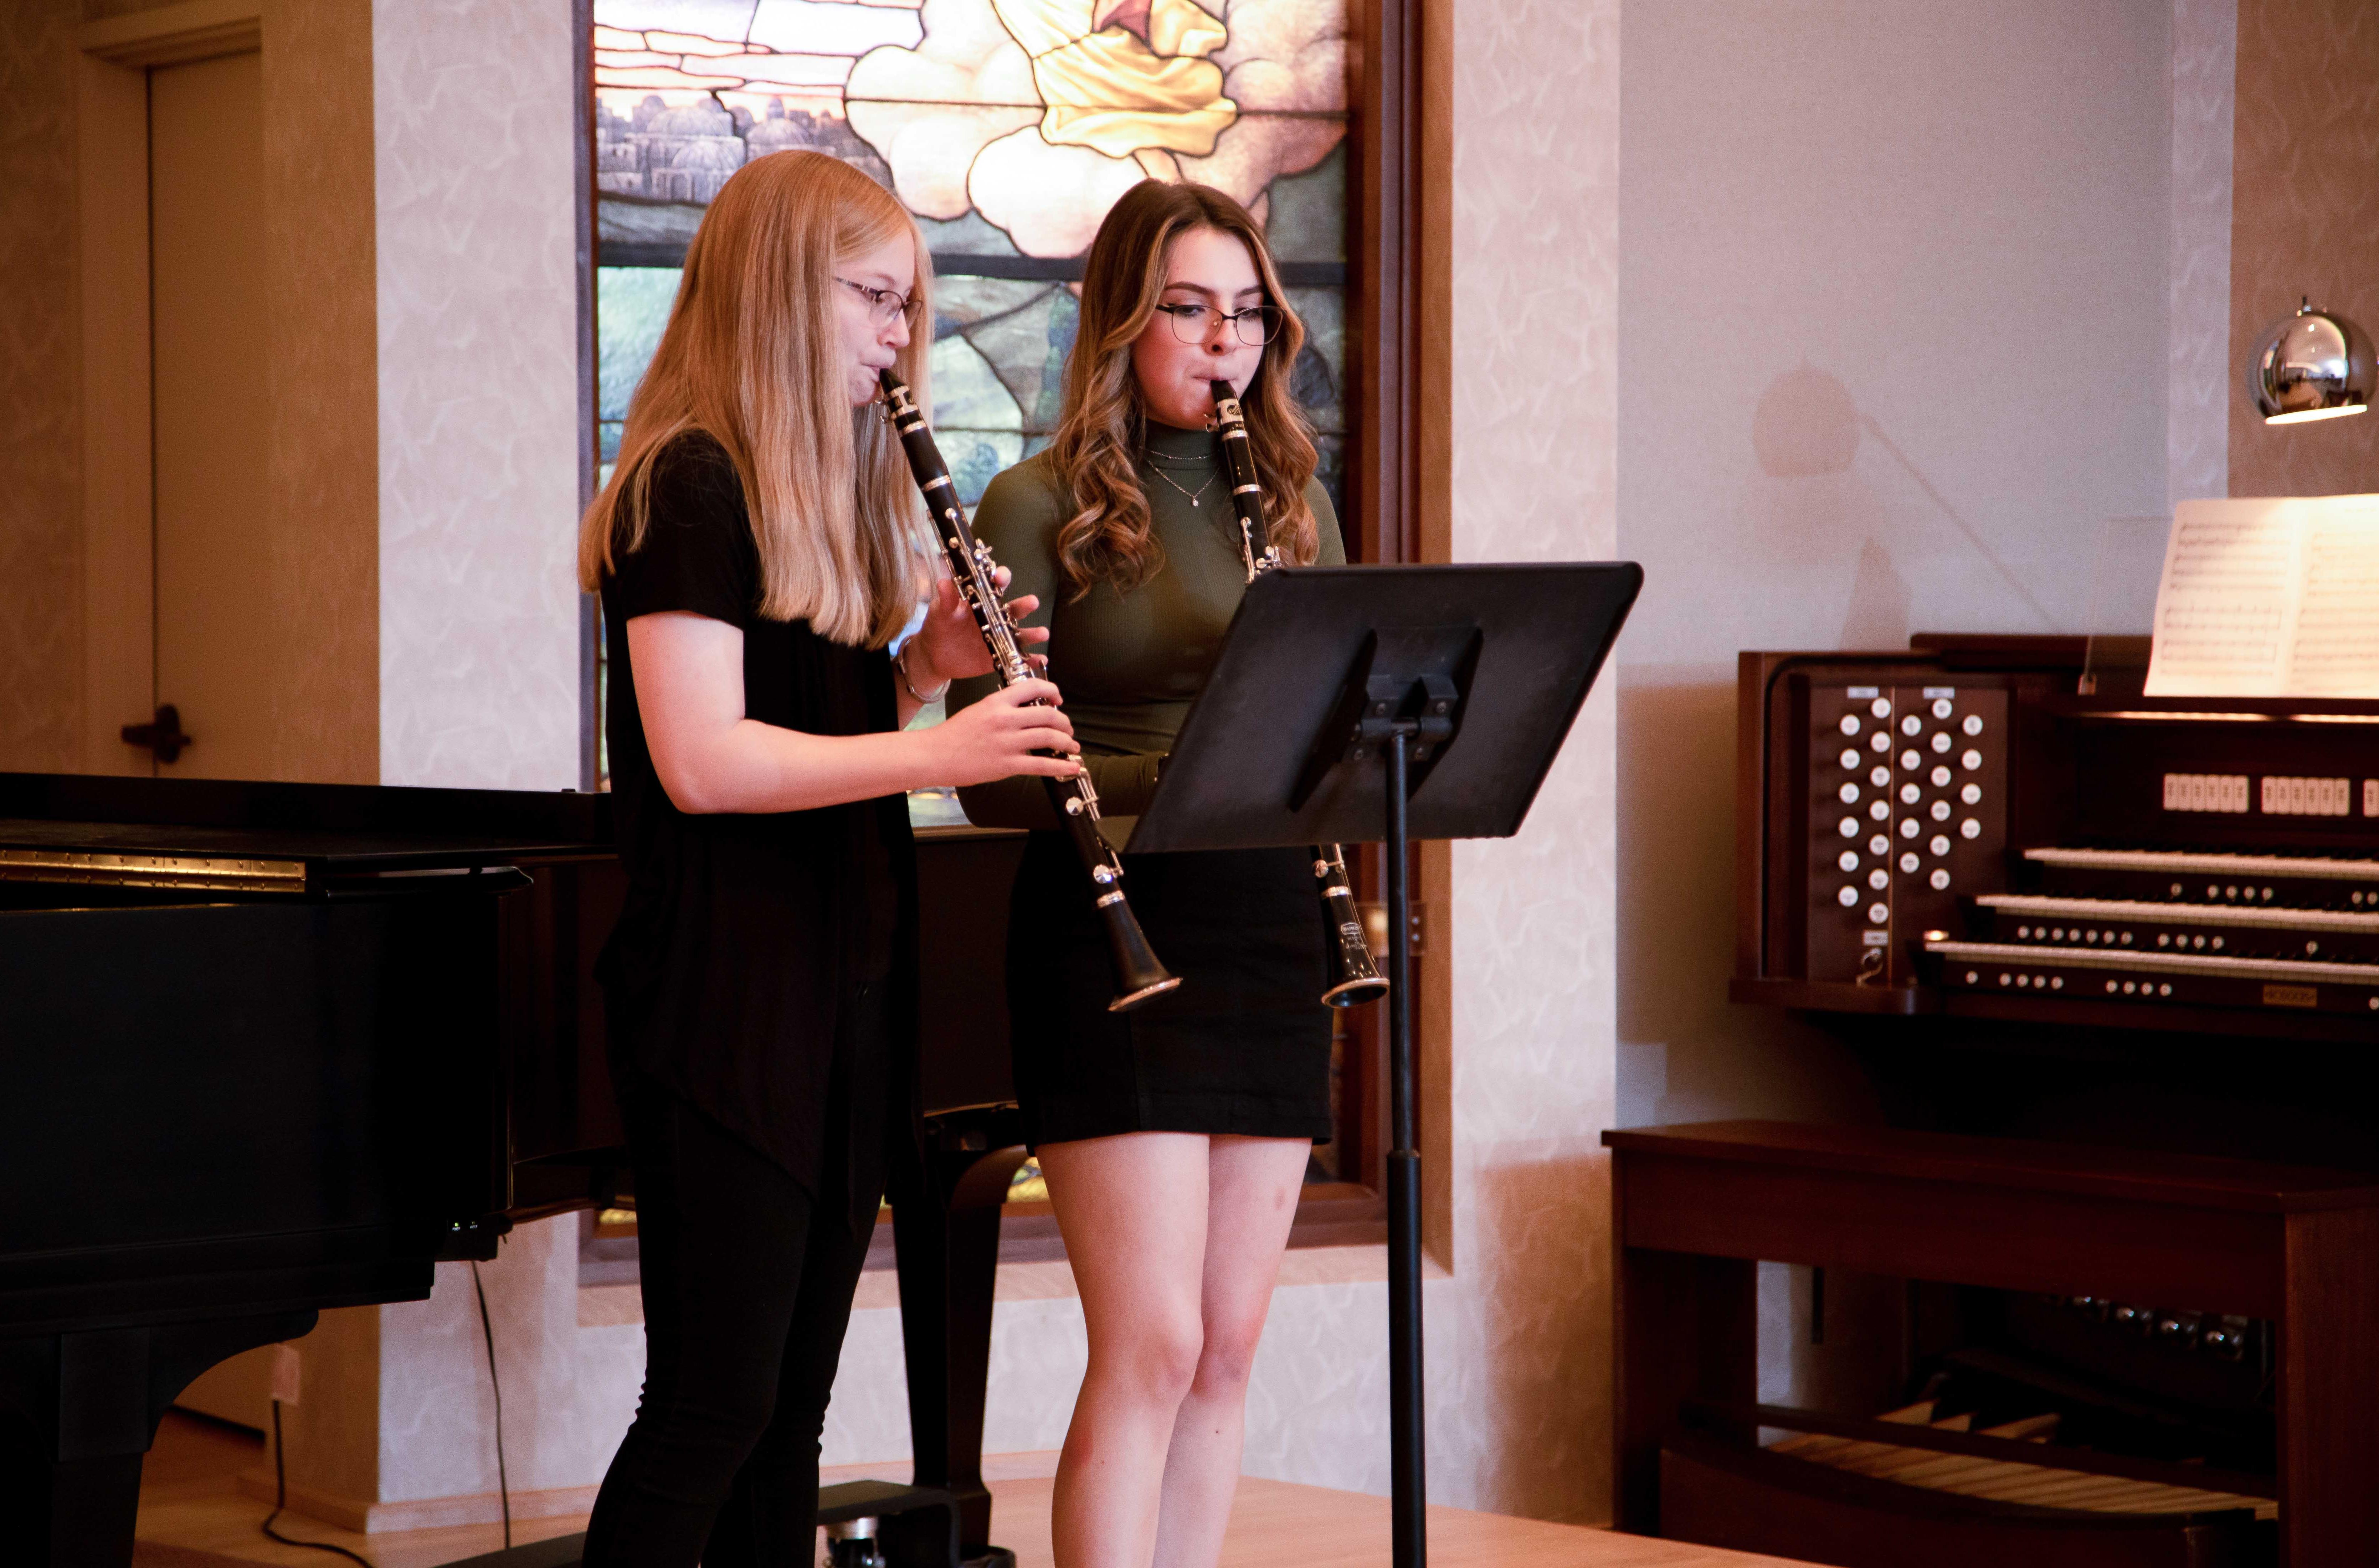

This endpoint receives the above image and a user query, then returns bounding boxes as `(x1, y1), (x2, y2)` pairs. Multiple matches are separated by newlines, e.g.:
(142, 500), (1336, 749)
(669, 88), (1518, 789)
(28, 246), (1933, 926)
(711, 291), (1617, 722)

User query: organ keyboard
(1734, 636), (2379, 1036)
(1761, 1398), (2277, 1522)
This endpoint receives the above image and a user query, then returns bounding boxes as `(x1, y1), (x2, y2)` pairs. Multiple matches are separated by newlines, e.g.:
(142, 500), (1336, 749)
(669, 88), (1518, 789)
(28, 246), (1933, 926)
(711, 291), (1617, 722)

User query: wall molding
(237, 1425), (1062, 1534)
(236, 1471), (598, 1535)
(78, 0), (260, 67)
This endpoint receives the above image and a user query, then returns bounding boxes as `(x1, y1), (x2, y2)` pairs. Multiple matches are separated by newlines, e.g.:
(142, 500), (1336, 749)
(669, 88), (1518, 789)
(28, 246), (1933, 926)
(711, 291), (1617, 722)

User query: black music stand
(1129, 562), (1641, 1568)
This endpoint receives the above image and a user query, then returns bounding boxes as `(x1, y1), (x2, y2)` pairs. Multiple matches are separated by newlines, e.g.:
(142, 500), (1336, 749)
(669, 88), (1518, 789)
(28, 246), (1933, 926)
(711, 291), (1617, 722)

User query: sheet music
(2143, 495), (2379, 697)
(2291, 498), (2379, 693)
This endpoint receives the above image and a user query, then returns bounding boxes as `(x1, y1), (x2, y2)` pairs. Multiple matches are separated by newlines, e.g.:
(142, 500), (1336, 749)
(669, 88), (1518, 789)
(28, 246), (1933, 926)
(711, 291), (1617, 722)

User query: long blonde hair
(577, 150), (930, 647)
(1046, 180), (1320, 600)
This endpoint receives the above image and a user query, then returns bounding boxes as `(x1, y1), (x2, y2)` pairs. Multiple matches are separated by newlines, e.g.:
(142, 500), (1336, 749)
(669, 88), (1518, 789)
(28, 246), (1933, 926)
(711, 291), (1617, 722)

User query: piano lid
(0, 773), (613, 892)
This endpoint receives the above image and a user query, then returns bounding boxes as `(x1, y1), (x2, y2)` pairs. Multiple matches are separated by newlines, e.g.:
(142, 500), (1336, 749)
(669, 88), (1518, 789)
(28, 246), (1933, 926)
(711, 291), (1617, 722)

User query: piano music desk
(1605, 1120), (2379, 1568)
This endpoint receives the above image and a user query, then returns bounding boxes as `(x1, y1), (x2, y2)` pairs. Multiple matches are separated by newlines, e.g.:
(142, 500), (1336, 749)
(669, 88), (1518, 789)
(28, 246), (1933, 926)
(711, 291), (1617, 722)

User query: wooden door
(143, 49), (274, 780)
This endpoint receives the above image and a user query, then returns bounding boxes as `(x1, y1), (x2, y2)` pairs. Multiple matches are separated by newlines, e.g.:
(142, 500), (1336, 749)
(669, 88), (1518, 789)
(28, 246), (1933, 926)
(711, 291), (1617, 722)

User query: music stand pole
(1384, 731), (1425, 1568)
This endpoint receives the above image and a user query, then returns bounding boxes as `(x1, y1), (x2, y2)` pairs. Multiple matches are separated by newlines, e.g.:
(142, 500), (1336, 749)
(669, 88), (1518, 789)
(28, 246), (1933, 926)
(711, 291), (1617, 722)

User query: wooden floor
(132, 1412), (1808, 1568)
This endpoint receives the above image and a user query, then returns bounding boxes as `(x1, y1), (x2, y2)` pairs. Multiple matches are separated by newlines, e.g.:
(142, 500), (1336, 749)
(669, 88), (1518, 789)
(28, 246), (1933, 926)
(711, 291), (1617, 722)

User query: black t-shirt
(596, 431), (907, 1188)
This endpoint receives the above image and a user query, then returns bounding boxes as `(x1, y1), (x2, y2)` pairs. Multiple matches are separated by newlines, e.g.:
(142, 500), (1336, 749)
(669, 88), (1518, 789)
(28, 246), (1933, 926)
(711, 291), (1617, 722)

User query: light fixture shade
(2244, 299), (2375, 424)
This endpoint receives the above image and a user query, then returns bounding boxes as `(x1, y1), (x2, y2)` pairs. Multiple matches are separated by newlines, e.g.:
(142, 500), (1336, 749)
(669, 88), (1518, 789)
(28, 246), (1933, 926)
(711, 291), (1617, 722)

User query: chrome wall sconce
(2244, 299), (2374, 425)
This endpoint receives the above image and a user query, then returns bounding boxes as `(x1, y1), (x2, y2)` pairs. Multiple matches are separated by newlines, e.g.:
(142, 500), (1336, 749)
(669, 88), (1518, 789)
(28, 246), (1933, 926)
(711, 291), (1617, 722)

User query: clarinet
(879, 371), (1180, 1013)
(1211, 380), (1390, 1009)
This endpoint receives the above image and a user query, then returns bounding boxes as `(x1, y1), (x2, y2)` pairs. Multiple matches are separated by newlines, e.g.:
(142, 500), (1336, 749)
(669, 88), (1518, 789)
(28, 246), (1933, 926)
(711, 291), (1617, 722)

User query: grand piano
(0, 771), (1029, 1568)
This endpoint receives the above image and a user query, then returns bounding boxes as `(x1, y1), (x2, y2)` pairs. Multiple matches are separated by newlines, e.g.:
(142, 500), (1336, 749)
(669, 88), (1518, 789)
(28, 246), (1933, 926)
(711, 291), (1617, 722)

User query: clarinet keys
(879, 369), (1178, 1012)
(1213, 380), (1384, 1010)
(1315, 847), (1390, 1007)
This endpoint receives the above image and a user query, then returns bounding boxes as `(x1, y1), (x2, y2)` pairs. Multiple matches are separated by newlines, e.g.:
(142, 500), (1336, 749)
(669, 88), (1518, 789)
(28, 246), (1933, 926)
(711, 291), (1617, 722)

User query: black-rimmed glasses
(1155, 301), (1284, 347)
(837, 276), (925, 329)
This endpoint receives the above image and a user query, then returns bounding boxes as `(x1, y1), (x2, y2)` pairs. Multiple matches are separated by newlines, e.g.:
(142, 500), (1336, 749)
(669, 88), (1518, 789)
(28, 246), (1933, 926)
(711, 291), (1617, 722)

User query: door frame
(75, 0), (265, 774)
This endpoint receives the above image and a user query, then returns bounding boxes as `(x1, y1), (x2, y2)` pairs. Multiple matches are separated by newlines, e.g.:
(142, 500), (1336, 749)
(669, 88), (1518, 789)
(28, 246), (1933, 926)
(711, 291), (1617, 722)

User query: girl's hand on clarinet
(929, 679), (1081, 787)
(909, 568), (1048, 688)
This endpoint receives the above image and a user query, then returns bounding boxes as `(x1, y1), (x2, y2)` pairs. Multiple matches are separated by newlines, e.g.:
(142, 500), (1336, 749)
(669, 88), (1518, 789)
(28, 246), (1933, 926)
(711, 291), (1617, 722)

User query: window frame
(570, 0), (1438, 1248)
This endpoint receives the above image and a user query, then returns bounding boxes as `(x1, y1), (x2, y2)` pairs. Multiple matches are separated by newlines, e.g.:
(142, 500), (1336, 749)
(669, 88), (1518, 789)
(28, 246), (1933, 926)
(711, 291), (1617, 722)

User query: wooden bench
(1603, 1119), (2379, 1567)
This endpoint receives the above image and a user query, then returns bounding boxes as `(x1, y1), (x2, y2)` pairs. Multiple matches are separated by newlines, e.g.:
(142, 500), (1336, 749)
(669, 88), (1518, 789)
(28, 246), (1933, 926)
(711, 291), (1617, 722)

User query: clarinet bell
(1321, 921), (1391, 1007)
(1099, 894), (1182, 1012)
(1315, 856), (1390, 1007)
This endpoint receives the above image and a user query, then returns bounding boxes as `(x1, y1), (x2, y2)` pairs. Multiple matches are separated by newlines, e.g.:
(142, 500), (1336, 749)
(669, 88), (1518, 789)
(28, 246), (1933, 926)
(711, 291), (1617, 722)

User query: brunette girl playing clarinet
(949, 179), (1345, 1568)
(575, 149), (1077, 1568)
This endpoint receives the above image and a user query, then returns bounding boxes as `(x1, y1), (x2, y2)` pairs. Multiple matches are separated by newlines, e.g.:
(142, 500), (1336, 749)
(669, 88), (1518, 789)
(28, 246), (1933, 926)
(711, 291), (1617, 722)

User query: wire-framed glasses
(1155, 301), (1284, 346)
(837, 276), (925, 328)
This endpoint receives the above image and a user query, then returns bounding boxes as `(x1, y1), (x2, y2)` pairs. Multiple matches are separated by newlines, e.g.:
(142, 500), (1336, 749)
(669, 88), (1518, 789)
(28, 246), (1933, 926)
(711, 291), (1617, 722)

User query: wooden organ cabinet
(1612, 636), (2379, 1568)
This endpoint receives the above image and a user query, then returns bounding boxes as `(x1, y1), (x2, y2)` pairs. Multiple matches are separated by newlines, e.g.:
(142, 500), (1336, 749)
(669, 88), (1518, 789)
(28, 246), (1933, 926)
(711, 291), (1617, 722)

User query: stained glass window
(591, 0), (1352, 511)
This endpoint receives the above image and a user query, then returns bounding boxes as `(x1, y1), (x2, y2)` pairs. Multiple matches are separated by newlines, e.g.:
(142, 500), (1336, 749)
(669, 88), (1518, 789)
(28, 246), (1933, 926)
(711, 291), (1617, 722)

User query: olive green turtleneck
(949, 421), (1344, 836)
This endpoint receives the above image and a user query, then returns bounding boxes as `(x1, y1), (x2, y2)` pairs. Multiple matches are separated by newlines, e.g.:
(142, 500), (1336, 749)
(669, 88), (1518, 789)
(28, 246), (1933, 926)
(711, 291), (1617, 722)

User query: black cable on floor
(472, 1258), (514, 1550)
(263, 1398), (375, 1568)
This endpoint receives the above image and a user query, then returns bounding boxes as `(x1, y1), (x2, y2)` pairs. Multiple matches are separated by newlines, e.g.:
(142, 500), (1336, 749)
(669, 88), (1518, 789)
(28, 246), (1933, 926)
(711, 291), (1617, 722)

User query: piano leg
(892, 1121), (1031, 1568)
(0, 1310), (317, 1568)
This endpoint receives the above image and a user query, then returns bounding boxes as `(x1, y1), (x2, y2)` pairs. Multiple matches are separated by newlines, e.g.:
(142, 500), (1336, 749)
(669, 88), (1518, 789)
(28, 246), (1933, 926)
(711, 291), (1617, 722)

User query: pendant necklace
(1147, 461), (1218, 509)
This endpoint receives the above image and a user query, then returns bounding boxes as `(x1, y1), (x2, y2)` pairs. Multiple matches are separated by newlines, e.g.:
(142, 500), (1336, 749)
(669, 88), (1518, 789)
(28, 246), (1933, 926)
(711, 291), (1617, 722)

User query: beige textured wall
(2170, 0), (2236, 506)
(2226, 0), (2379, 499)
(0, 0), (84, 773)
(374, 0), (585, 791)
(1615, 0), (2181, 1415)
(1430, 0), (1622, 1519)
(264, 0), (379, 783)
(1613, 3), (2179, 1102)
(374, 1221), (639, 1502)
(280, 1303), (384, 1503)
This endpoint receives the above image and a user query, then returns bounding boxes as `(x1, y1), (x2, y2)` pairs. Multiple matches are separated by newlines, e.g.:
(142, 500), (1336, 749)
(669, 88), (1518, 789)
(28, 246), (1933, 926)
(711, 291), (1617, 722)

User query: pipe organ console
(1736, 635), (2379, 1036)
(1710, 634), (2379, 1568)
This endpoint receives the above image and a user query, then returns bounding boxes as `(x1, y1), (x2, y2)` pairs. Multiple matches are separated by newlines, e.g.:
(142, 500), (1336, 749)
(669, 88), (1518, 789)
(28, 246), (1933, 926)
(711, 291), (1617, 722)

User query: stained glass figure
(592, 0), (1350, 510)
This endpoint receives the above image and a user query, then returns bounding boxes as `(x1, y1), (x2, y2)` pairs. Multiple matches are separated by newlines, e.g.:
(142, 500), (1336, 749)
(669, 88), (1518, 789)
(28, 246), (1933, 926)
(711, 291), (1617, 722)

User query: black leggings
(584, 992), (887, 1568)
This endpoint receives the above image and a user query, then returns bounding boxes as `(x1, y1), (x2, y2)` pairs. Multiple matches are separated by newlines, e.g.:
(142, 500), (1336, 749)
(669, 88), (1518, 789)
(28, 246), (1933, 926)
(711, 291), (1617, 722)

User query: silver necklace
(1146, 461), (1217, 509)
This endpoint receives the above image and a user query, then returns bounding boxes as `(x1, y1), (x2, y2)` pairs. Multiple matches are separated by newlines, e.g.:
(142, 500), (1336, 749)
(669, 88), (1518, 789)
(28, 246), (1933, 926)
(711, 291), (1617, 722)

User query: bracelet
(896, 643), (951, 705)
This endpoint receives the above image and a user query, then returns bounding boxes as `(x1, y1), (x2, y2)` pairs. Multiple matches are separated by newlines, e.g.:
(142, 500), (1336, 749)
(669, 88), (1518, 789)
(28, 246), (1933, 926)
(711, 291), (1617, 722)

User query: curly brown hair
(1046, 180), (1321, 600)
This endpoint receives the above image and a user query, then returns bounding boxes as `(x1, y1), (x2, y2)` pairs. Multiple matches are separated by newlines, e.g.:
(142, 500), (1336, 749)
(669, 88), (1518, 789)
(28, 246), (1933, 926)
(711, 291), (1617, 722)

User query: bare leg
(1038, 1134), (1213, 1568)
(1150, 1136), (1309, 1568)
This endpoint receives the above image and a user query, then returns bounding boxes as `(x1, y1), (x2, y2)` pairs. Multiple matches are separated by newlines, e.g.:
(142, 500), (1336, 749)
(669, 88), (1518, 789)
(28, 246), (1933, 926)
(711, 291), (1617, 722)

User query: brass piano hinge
(0, 849), (305, 893)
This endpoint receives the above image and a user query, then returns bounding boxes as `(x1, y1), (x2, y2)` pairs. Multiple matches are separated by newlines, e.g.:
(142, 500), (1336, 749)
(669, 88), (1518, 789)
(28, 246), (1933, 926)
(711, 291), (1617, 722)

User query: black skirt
(1006, 830), (1334, 1147)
